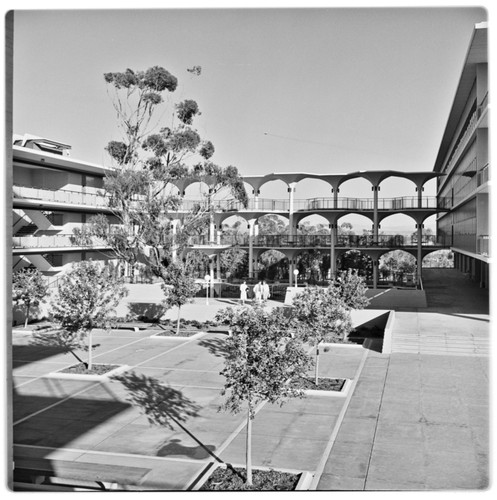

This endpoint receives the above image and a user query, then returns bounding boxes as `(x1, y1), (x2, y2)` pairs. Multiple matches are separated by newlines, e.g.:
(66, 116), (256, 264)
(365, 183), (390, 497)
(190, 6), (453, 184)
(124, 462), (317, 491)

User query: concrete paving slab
(331, 417), (377, 444)
(249, 409), (341, 441)
(318, 473), (366, 490)
(221, 432), (330, 471)
(11, 269), (490, 491)
(366, 446), (426, 485)
(322, 447), (370, 478)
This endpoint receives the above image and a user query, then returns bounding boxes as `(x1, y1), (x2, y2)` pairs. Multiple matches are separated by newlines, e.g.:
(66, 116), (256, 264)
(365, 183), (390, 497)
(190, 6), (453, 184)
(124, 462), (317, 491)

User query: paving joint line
(308, 347), (370, 490)
(361, 352), (391, 491)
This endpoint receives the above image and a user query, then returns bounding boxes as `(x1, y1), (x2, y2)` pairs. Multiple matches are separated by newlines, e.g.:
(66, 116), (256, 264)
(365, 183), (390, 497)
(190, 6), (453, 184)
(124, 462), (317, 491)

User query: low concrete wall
(285, 286), (426, 310)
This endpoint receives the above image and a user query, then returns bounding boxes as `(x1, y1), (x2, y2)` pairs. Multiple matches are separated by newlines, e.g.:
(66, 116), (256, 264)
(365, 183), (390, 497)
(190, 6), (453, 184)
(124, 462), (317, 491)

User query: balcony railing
(443, 108), (480, 175)
(13, 183), (448, 214)
(477, 235), (490, 257)
(477, 164), (489, 187)
(187, 233), (452, 248)
(13, 184), (108, 208)
(12, 235), (109, 249)
(183, 196), (446, 213)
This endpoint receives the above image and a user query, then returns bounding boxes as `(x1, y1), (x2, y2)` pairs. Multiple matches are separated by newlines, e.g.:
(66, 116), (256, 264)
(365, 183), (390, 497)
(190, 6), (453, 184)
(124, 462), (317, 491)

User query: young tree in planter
(291, 287), (352, 386)
(48, 261), (128, 371)
(215, 305), (311, 486)
(161, 261), (201, 334)
(331, 269), (370, 311)
(12, 268), (49, 328)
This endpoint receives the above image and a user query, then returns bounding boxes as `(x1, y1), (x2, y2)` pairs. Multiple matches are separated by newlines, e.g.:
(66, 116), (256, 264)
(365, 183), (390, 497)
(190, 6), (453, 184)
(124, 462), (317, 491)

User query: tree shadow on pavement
(157, 438), (217, 460)
(113, 371), (226, 464)
(197, 337), (231, 359)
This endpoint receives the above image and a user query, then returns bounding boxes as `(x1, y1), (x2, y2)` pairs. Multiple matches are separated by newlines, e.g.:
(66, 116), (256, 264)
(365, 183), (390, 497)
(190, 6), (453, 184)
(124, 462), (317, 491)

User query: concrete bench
(14, 457), (151, 490)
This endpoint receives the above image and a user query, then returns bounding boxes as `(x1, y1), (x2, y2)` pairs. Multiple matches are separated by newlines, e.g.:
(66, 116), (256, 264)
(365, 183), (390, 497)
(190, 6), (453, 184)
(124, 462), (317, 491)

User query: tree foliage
(215, 305), (311, 484)
(12, 268), (49, 328)
(331, 269), (370, 310)
(73, 64), (248, 292)
(46, 261), (128, 369)
(291, 287), (352, 385)
(161, 261), (201, 334)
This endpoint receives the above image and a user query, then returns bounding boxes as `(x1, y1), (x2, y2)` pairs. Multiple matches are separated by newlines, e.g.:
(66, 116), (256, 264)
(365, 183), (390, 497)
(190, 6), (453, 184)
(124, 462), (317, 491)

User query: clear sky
(10, 3), (488, 229)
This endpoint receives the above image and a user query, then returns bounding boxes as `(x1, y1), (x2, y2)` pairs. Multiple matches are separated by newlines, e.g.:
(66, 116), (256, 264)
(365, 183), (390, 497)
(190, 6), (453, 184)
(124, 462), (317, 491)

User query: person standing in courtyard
(253, 281), (262, 303)
(240, 281), (248, 304)
(262, 280), (270, 303)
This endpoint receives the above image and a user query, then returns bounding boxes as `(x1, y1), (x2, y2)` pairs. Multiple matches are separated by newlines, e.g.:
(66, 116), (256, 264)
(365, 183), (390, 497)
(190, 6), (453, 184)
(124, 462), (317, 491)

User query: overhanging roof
(13, 145), (114, 177)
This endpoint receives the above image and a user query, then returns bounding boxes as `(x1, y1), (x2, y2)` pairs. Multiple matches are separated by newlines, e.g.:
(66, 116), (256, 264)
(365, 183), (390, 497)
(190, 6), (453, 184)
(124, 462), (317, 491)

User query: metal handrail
(187, 233), (452, 248)
(13, 183), (447, 212)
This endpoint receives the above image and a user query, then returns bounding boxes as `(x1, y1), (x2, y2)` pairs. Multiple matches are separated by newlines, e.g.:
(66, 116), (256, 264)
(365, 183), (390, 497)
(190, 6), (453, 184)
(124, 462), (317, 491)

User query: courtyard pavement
(10, 269), (490, 491)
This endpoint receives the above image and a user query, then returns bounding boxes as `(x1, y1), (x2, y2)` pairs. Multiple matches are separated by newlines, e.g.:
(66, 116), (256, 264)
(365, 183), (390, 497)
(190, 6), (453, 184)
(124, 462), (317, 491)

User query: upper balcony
(188, 233), (452, 249)
(182, 196), (448, 214)
(13, 184), (110, 212)
(12, 235), (111, 255)
(13, 183), (448, 217)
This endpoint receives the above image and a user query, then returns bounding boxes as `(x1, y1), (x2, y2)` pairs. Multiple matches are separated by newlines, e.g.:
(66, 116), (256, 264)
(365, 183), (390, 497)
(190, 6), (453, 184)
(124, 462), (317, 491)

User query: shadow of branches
(197, 336), (231, 359)
(112, 371), (234, 468)
(127, 302), (168, 322)
(112, 371), (200, 429)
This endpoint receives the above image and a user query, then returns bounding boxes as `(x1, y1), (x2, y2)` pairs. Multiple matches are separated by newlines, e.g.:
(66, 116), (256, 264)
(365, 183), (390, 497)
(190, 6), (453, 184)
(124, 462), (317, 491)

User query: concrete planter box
(45, 364), (130, 381)
(189, 462), (313, 491)
(303, 377), (352, 397)
(321, 342), (363, 349)
(150, 330), (207, 340)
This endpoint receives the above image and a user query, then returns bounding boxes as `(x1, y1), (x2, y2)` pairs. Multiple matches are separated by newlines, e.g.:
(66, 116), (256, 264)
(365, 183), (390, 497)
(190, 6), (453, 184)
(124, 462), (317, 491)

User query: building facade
(433, 22), (489, 288)
(12, 137), (448, 290)
(12, 23), (488, 299)
(12, 134), (118, 286)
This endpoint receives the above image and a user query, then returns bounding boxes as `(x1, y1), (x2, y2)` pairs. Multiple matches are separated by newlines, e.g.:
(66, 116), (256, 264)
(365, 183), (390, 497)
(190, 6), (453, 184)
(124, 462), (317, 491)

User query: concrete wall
(285, 286), (427, 309)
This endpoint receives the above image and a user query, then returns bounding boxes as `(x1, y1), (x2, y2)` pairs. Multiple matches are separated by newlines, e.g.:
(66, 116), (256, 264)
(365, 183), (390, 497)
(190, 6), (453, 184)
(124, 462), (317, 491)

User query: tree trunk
(176, 306), (181, 335)
(315, 343), (320, 386)
(24, 302), (30, 328)
(88, 330), (93, 371)
(246, 403), (253, 486)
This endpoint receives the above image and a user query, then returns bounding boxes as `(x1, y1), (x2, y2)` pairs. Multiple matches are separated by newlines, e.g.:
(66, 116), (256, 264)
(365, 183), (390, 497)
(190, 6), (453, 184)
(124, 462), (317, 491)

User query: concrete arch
(295, 213), (331, 229)
(422, 248), (454, 266)
(219, 214), (249, 228)
(336, 213), (375, 230)
(255, 248), (289, 281)
(377, 176), (419, 197)
(183, 179), (210, 198)
(378, 248), (417, 262)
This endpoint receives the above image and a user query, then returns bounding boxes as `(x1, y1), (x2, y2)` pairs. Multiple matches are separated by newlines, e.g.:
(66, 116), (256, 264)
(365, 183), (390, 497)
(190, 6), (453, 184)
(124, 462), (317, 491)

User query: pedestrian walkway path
(316, 268), (490, 490)
(10, 268), (490, 491)
(391, 311), (490, 356)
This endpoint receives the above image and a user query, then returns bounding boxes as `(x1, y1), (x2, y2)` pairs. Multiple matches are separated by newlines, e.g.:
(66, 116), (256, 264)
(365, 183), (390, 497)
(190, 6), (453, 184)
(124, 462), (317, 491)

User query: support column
(248, 221), (254, 278)
(216, 226), (221, 245)
(416, 223), (423, 284)
(372, 259), (378, 289)
(209, 259), (215, 298)
(333, 187), (339, 209)
(209, 217), (215, 244)
(289, 259), (294, 286)
(253, 189), (260, 210)
(372, 185), (379, 243)
(329, 223), (336, 280)
(416, 185), (424, 208)
(216, 253), (221, 280)
(288, 183), (296, 242)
